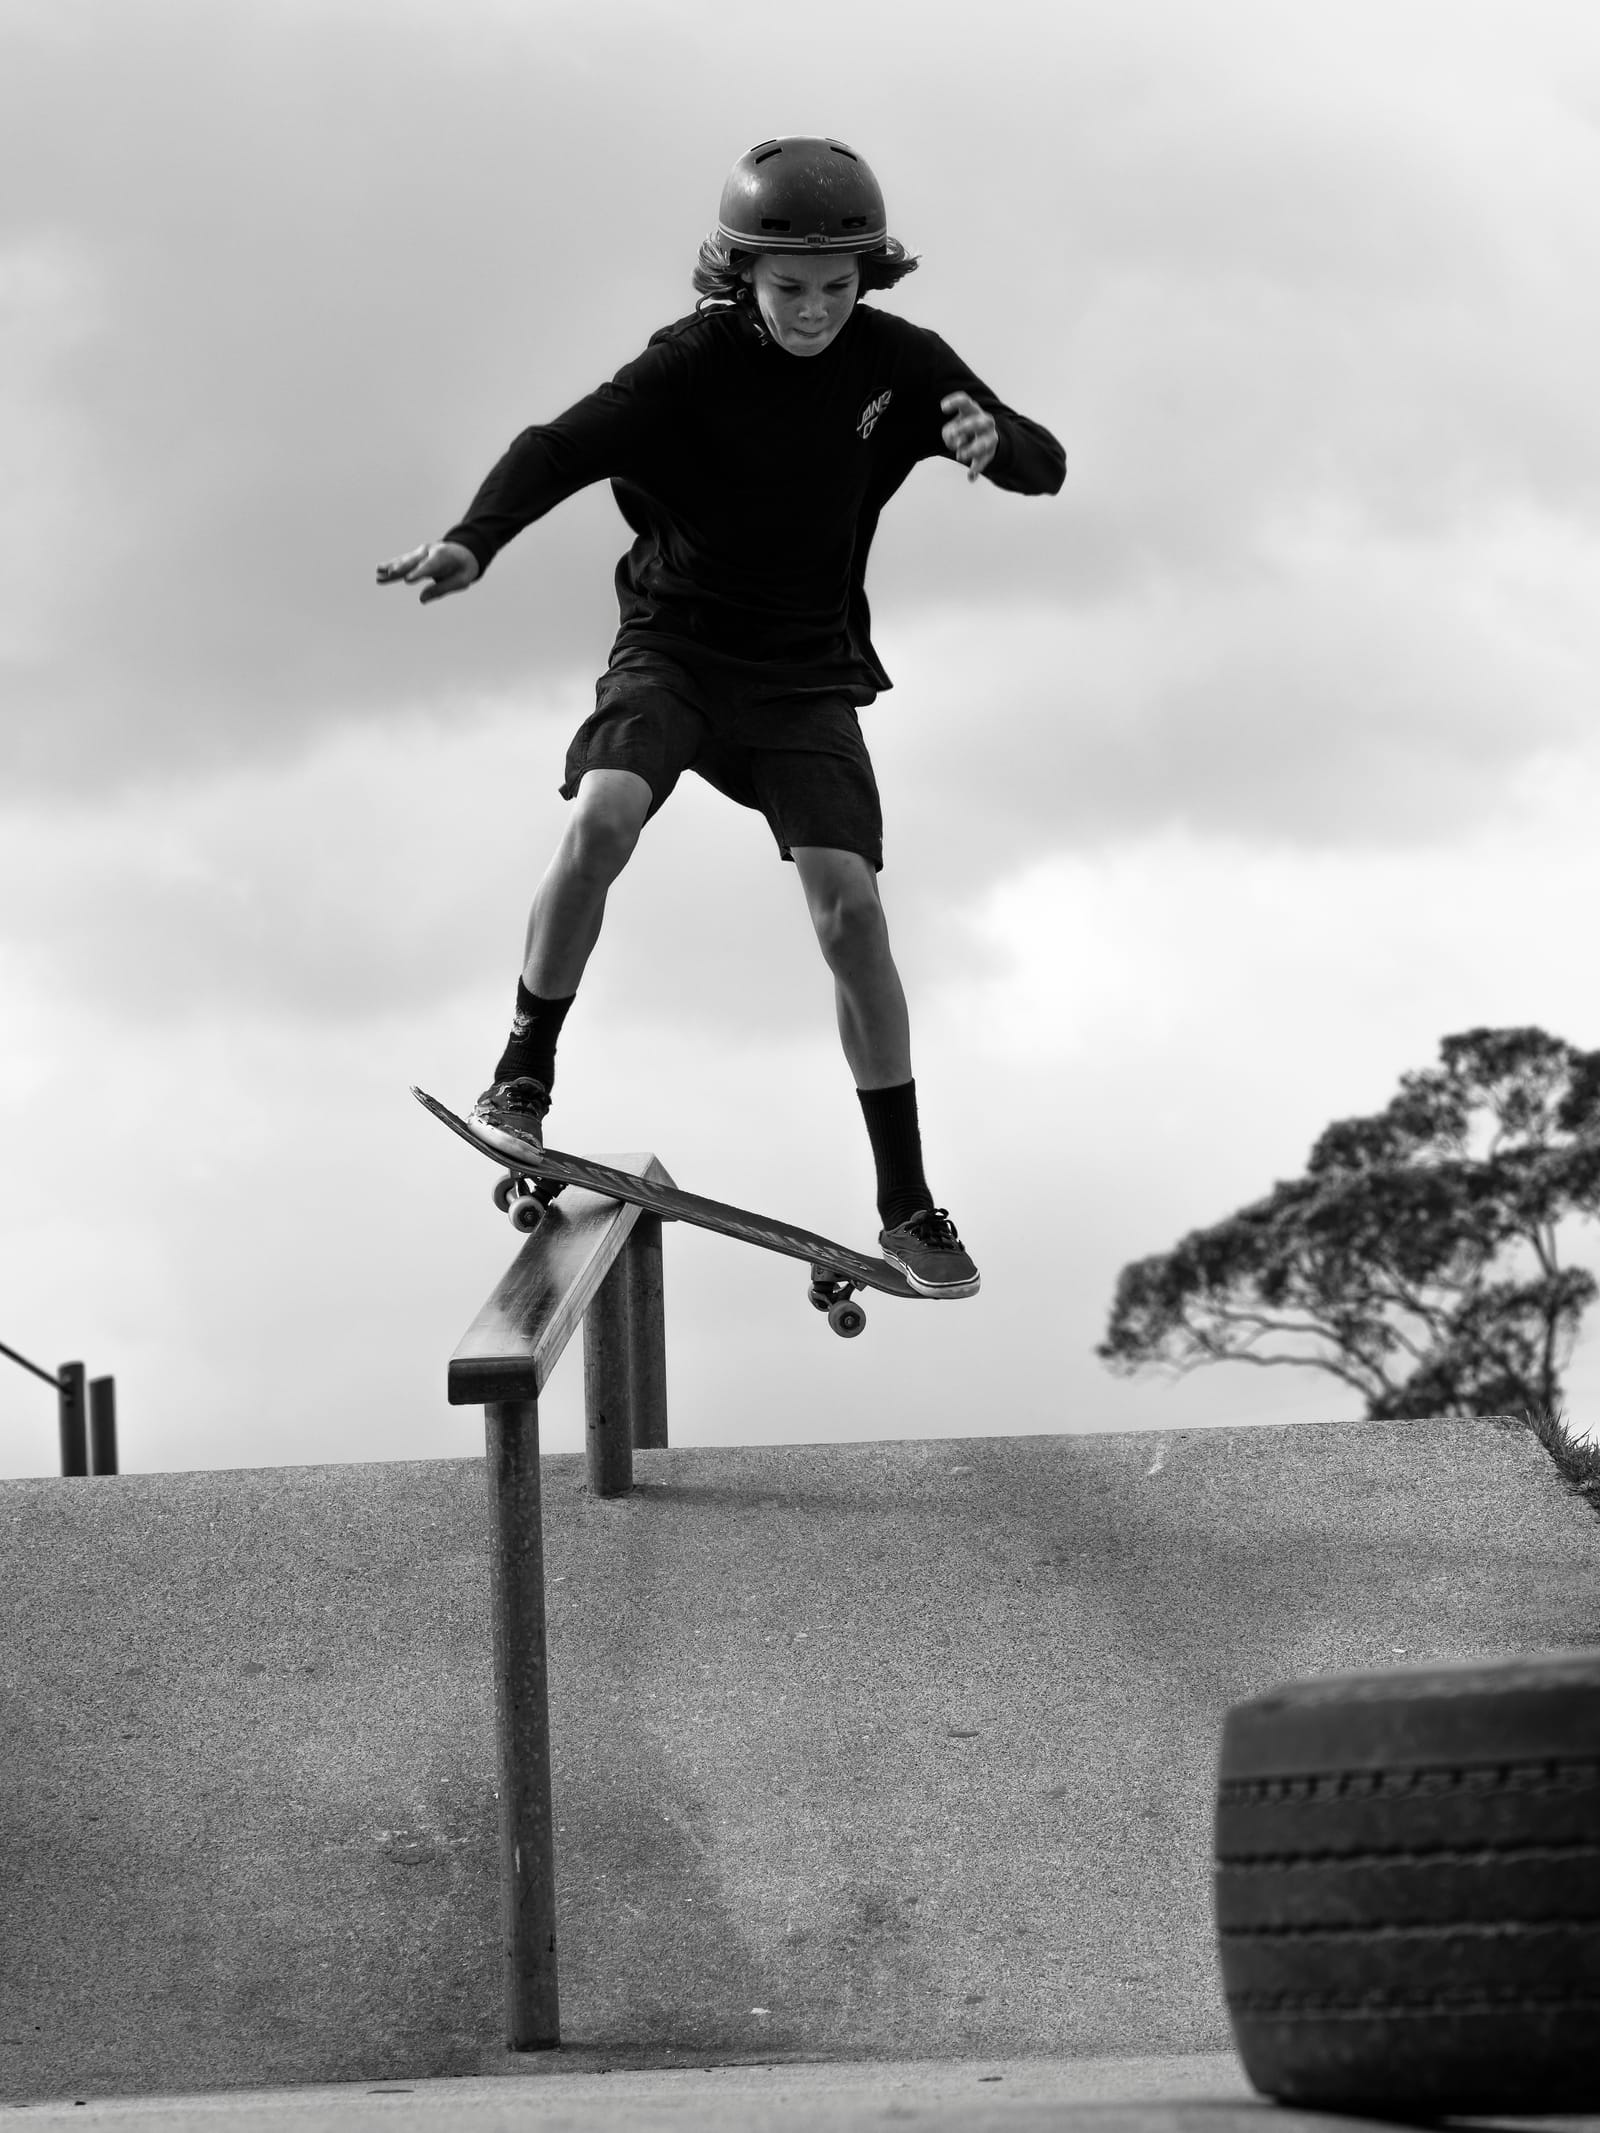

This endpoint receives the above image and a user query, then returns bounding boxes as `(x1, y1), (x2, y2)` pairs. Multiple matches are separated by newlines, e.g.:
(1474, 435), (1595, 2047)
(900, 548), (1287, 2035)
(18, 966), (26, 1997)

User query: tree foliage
(1097, 1027), (1600, 1420)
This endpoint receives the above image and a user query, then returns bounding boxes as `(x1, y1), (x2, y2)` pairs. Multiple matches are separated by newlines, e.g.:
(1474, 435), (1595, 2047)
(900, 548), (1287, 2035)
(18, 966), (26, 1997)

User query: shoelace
(906, 1207), (962, 1251)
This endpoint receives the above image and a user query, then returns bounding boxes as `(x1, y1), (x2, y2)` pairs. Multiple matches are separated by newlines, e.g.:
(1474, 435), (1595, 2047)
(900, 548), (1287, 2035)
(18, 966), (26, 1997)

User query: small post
(58, 1362), (87, 1478)
(484, 1398), (560, 2050)
(89, 1376), (118, 1476)
(583, 1254), (636, 1497)
(625, 1215), (668, 1449)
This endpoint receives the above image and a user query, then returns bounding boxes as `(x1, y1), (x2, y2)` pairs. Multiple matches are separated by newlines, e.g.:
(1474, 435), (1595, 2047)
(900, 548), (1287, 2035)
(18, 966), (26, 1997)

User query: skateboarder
(378, 136), (1065, 1299)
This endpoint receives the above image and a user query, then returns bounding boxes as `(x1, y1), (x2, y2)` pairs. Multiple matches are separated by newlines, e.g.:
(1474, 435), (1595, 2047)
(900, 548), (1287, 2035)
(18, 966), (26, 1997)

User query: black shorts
(560, 652), (884, 871)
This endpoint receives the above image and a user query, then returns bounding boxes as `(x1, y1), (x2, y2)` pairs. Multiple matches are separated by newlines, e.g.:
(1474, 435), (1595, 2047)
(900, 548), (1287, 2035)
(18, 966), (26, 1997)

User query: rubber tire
(1214, 1650), (1600, 2112)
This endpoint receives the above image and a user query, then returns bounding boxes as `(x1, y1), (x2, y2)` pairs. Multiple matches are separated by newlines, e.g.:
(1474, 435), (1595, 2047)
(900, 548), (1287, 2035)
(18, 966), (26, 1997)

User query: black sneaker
(879, 1207), (981, 1299)
(468, 1076), (551, 1161)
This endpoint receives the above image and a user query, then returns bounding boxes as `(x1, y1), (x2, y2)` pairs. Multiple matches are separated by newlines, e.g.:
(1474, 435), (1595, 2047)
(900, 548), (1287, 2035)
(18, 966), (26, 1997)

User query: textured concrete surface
(2, 2053), (1595, 2132)
(0, 2053), (1260, 2130)
(2, 1419), (1595, 2105)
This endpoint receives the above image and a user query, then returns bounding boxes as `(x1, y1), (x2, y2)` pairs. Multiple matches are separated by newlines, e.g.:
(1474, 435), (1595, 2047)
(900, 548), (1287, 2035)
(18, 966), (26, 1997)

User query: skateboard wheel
(508, 1193), (545, 1234)
(492, 1173), (518, 1214)
(828, 1298), (866, 1338)
(808, 1283), (833, 1313)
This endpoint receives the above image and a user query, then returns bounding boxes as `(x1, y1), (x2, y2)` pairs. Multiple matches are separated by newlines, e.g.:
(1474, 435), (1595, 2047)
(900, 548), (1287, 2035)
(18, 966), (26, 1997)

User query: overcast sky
(4, 0), (1599, 1477)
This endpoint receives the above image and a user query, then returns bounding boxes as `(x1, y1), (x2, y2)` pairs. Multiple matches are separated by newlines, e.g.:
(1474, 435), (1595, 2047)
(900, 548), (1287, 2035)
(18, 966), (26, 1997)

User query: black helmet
(715, 136), (888, 254)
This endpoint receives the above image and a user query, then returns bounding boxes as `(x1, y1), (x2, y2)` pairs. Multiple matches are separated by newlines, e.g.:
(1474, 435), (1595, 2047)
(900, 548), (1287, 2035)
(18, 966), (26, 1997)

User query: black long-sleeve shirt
(444, 298), (1066, 699)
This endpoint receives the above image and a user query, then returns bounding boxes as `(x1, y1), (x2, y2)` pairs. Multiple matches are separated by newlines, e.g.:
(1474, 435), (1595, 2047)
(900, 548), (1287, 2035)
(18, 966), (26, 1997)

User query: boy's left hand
(941, 392), (998, 482)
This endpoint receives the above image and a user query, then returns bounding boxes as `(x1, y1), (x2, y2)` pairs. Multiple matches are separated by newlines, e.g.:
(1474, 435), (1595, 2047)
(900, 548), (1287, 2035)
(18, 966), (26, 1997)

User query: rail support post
(89, 1375), (118, 1476)
(57, 1362), (87, 1478)
(583, 1214), (669, 1493)
(625, 1214), (668, 1450)
(484, 1397), (560, 2050)
(583, 1252), (635, 1497)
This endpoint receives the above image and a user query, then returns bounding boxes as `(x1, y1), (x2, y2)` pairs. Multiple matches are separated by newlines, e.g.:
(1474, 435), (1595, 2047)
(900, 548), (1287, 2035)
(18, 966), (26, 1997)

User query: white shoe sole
(469, 1112), (546, 1164)
(887, 1261), (982, 1300)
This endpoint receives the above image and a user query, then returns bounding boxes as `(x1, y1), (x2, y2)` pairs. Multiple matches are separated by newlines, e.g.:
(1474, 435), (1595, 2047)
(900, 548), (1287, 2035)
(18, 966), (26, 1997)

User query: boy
(378, 136), (1065, 1298)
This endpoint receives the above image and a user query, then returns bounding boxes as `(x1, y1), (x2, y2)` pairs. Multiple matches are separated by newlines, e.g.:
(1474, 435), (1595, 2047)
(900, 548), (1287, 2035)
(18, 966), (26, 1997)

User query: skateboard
(412, 1085), (923, 1337)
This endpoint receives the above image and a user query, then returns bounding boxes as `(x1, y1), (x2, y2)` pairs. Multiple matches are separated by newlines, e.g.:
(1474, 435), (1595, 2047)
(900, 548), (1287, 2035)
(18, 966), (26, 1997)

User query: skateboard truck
(808, 1265), (867, 1339)
(493, 1172), (565, 1233)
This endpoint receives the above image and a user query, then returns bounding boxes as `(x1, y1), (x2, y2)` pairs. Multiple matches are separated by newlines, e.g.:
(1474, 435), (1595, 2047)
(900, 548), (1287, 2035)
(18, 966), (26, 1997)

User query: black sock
(857, 1080), (934, 1232)
(494, 980), (574, 1091)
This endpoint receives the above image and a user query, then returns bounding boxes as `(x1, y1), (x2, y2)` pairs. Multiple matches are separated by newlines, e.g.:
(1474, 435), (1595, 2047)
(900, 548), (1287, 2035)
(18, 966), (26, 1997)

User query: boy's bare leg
(791, 843), (978, 1293)
(522, 767), (653, 995)
(470, 768), (651, 1157)
(790, 847), (912, 1087)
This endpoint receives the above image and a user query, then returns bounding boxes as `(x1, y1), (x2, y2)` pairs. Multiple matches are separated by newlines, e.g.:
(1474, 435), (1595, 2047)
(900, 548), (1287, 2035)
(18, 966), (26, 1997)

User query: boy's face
(743, 253), (861, 357)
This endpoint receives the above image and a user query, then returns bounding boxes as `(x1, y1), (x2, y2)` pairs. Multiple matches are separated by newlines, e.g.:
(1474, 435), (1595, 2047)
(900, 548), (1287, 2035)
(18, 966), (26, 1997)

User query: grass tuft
(1508, 1406), (1600, 1522)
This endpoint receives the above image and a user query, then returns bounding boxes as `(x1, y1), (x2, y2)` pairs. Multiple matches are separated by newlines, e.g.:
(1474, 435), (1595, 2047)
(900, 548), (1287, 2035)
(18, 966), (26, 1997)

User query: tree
(1097, 1027), (1600, 1421)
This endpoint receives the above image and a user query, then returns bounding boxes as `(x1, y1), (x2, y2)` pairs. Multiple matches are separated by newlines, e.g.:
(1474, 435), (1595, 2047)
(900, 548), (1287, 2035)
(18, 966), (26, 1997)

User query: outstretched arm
(378, 335), (683, 596)
(911, 326), (1066, 495)
(375, 541), (480, 603)
(941, 392), (999, 483)
(942, 382), (1066, 495)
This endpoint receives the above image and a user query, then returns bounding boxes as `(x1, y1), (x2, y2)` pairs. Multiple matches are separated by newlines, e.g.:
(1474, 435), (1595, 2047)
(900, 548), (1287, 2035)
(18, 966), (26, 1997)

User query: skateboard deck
(412, 1085), (922, 1335)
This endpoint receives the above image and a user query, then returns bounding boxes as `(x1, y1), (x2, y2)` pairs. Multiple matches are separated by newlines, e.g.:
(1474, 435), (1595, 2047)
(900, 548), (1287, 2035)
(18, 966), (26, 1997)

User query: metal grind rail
(1, 1339), (117, 1477)
(446, 1151), (671, 2052)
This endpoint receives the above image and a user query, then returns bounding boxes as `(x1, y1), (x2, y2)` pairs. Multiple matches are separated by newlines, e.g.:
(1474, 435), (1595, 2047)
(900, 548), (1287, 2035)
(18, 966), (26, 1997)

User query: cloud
(873, 506), (1598, 897)
(0, 686), (581, 1026)
(0, 666), (919, 1037)
(5, 0), (1597, 801)
(5, 481), (1595, 1043)
(9, 718), (1600, 1483)
(7, 0), (1600, 1473)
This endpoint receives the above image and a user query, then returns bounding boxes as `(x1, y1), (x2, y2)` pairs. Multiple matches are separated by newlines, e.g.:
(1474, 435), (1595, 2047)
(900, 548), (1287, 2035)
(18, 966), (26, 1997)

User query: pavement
(2, 1417), (1596, 2120)
(0, 2053), (1251, 2131)
(2, 2054), (1595, 2131)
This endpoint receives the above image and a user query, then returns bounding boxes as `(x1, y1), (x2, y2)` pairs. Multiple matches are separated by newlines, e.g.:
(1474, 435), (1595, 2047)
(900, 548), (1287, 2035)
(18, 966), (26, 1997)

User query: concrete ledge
(2, 1419), (1594, 2101)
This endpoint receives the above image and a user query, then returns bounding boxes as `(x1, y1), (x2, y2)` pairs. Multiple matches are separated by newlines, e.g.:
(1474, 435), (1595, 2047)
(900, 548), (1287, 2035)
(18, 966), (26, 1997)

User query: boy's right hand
(375, 540), (480, 603)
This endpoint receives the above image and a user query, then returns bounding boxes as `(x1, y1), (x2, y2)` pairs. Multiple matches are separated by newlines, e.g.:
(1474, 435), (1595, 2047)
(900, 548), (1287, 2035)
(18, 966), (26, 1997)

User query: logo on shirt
(856, 389), (893, 441)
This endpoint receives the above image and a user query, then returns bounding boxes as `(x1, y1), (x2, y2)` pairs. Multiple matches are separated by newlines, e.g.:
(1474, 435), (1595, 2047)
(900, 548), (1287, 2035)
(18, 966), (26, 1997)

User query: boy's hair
(692, 233), (919, 308)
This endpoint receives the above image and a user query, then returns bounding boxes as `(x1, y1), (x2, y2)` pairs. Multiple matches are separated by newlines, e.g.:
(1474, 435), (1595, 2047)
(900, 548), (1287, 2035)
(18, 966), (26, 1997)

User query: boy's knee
(812, 881), (884, 959)
(567, 814), (640, 881)
(567, 772), (651, 877)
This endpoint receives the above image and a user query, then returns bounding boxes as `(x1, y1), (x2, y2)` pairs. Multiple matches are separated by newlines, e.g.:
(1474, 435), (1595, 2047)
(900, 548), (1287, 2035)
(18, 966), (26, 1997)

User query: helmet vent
(828, 144), (858, 161)
(760, 216), (792, 231)
(752, 143), (782, 163)
(840, 215), (868, 229)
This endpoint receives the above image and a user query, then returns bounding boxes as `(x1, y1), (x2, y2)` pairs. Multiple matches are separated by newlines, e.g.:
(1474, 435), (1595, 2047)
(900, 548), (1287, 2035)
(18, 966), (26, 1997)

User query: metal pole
(483, 1398), (560, 2050)
(0, 1338), (61, 1389)
(57, 1362), (87, 1478)
(583, 1254), (635, 1496)
(625, 1216), (668, 1450)
(89, 1376), (118, 1476)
